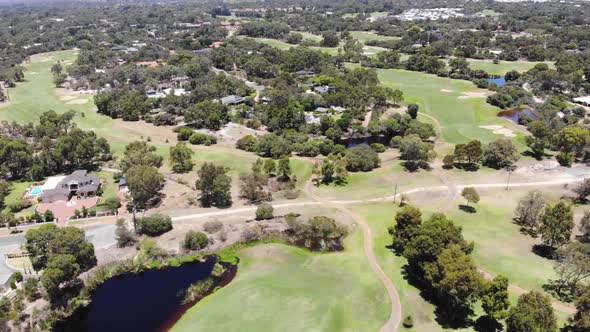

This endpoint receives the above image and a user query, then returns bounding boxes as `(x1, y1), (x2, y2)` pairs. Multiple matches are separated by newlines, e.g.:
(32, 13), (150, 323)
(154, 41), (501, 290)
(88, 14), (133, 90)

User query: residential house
(41, 170), (101, 203)
(221, 95), (245, 105)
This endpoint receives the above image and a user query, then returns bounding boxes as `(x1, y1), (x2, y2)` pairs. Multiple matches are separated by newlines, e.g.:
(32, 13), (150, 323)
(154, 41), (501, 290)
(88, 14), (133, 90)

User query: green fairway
(349, 31), (400, 43)
(173, 228), (390, 332)
(461, 59), (555, 76)
(368, 66), (525, 144)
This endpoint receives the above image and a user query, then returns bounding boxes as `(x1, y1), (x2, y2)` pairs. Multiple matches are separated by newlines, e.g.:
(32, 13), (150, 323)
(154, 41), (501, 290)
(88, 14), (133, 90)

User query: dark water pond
(54, 258), (220, 332)
(497, 107), (539, 123)
(338, 136), (390, 148)
(488, 77), (506, 87)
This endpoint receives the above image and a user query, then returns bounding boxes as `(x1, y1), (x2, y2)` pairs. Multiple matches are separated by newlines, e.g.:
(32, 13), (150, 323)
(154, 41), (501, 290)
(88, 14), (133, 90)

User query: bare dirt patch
(479, 125), (516, 137)
(59, 95), (77, 101)
(458, 91), (490, 99)
(66, 98), (89, 105)
(440, 89), (453, 93)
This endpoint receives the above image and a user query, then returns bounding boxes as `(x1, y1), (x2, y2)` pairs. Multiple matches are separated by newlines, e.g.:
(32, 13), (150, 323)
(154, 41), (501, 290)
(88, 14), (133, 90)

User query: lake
(497, 107), (539, 123)
(339, 136), (390, 148)
(488, 77), (506, 87)
(54, 257), (231, 332)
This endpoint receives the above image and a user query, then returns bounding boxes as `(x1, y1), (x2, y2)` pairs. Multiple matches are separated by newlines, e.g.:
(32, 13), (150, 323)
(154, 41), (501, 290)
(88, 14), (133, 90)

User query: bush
(557, 151), (574, 167)
(189, 132), (217, 146)
(183, 231), (209, 251)
(402, 315), (414, 328)
(370, 143), (386, 153)
(138, 214), (173, 236)
(8, 199), (32, 213)
(241, 226), (262, 242)
(255, 203), (274, 220)
(203, 220), (223, 234)
(177, 127), (193, 141)
(236, 135), (257, 152)
(390, 136), (403, 148)
(13, 272), (23, 283)
(344, 145), (380, 172)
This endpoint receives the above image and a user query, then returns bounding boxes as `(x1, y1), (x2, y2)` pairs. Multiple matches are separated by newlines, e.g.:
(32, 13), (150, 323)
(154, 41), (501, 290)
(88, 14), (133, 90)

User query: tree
(120, 141), (163, 172)
(399, 134), (435, 170)
(25, 224), (96, 272)
(483, 138), (520, 169)
(239, 172), (268, 203)
(514, 190), (546, 236)
(481, 275), (510, 320)
(568, 285), (590, 331)
(138, 214), (173, 236)
(425, 244), (484, 323)
(574, 178), (590, 202)
(195, 163), (232, 207)
(506, 291), (556, 332)
(277, 155), (291, 180)
(125, 165), (164, 209)
(23, 278), (39, 301)
(321, 31), (340, 47)
(183, 231), (209, 250)
(389, 205), (422, 252)
(461, 187), (480, 206)
(169, 142), (194, 173)
(0, 297), (11, 326)
(539, 200), (574, 250)
(255, 203), (274, 220)
(41, 254), (80, 303)
(406, 103), (419, 119)
(313, 154), (348, 185)
(579, 211), (590, 243)
(345, 145), (380, 172)
(389, 89), (404, 106)
(553, 242), (590, 295)
(454, 140), (483, 168)
(115, 218), (135, 247)
(264, 159), (276, 176)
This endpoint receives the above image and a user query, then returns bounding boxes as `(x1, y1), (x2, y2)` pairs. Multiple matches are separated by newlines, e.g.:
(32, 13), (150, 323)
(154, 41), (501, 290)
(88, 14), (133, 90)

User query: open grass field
(363, 65), (526, 145)
(173, 225), (390, 331)
(460, 59), (555, 76)
(349, 31), (400, 43)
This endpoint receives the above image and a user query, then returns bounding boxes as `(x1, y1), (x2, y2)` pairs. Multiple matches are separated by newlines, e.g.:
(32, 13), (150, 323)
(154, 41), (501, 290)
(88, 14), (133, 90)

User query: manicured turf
(172, 228), (390, 332)
(460, 59), (555, 76)
(349, 31), (400, 43)
(365, 65), (526, 144)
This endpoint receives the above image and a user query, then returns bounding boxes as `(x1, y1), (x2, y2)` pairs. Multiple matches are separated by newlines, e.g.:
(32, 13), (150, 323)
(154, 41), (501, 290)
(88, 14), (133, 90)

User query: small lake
(488, 77), (506, 87)
(497, 107), (539, 123)
(54, 258), (226, 332)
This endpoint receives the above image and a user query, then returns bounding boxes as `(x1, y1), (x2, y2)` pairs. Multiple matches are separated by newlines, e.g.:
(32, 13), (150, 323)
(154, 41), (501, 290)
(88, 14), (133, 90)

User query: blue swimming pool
(30, 187), (42, 195)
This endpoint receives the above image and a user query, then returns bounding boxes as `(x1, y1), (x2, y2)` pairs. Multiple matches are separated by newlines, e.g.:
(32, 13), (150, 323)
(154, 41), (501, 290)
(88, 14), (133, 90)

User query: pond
(488, 77), (506, 87)
(338, 136), (390, 148)
(54, 257), (233, 332)
(497, 107), (539, 123)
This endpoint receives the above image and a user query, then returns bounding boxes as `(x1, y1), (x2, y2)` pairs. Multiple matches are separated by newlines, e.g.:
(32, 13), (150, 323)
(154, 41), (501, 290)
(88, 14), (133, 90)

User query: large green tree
(539, 200), (574, 250)
(506, 291), (556, 332)
(195, 163), (232, 207)
(169, 142), (194, 173)
(125, 165), (164, 209)
(120, 141), (163, 172)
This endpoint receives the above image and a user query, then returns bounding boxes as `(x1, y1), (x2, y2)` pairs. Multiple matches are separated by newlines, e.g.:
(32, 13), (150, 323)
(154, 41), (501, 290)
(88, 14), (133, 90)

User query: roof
(221, 95), (245, 105)
(573, 96), (590, 104)
(119, 178), (128, 186)
(41, 175), (66, 192)
(295, 70), (315, 76)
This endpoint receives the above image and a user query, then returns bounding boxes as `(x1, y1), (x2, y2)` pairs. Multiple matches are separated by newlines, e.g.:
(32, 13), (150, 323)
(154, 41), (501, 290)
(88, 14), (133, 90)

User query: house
(573, 96), (590, 107)
(314, 86), (331, 94)
(294, 70), (315, 77)
(316, 107), (330, 114)
(221, 95), (245, 105)
(331, 106), (345, 113)
(118, 178), (129, 192)
(41, 170), (101, 203)
(305, 113), (321, 125)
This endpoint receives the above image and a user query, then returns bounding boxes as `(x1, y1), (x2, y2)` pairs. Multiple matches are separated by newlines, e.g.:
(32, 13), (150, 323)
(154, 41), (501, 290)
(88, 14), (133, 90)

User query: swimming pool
(30, 186), (42, 196)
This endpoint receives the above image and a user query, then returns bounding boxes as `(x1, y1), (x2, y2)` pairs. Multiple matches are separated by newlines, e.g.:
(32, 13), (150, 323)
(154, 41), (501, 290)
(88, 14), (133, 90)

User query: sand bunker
(59, 95), (77, 101)
(66, 99), (89, 105)
(479, 125), (516, 137)
(440, 89), (453, 93)
(458, 92), (489, 99)
(28, 72), (38, 75)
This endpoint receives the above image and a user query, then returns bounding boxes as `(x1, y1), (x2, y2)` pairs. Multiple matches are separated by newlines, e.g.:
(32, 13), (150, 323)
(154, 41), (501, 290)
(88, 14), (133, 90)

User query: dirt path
(305, 180), (402, 332)
(418, 111), (442, 142)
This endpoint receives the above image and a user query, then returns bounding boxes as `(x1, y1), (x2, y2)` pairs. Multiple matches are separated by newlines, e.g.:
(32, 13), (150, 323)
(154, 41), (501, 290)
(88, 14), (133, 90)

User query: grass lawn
(173, 227), (390, 331)
(349, 31), (400, 43)
(363, 65), (526, 145)
(2, 181), (35, 216)
(462, 59), (555, 76)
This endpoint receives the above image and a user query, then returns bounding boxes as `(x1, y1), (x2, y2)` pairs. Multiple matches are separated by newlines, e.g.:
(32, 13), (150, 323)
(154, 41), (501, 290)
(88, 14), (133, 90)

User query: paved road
(0, 223), (116, 284)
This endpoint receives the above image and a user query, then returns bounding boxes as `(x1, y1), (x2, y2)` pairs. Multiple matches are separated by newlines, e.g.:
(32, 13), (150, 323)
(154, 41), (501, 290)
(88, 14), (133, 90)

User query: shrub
(370, 143), (386, 153)
(8, 199), (32, 213)
(402, 315), (414, 328)
(13, 272), (23, 283)
(390, 136), (403, 148)
(344, 145), (380, 172)
(10, 280), (16, 289)
(203, 220), (223, 234)
(138, 214), (173, 236)
(183, 231), (209, 251)
(189, 132), (217, 146)
(557, 151), (574, 167)
(236, 135), (257, 152)
(255, 203), (274, 220)
(177, 127), (193, 141)
(241, 226), (262, 242)
(104, 197), (122, 212)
